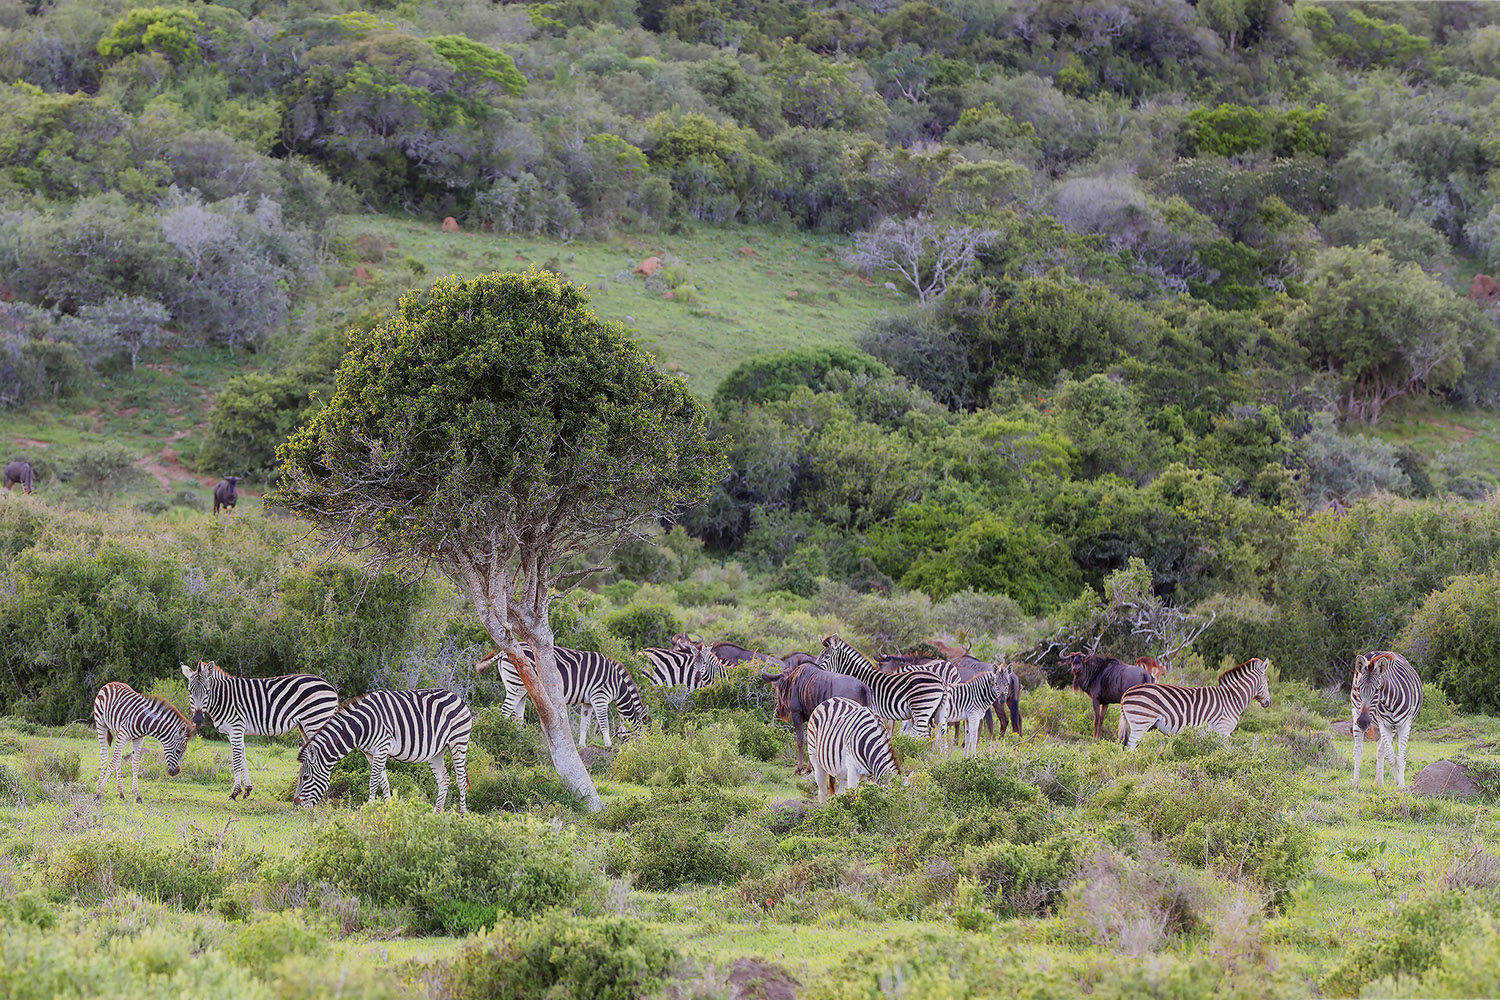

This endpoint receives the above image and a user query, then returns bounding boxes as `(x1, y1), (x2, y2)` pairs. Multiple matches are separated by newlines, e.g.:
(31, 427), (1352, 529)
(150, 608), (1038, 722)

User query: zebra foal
(816, 636), (949, 742)
(945, 668), (1007, 757)
(293, 688), (472, 812)
(476, 644), (648, 747)
(1352, 651), (1422, 788)
(92, 681), (195, 803)
(182, 660), (340, 799)
(805, 697), (899, 802)
(1118, 658), (1271, 750)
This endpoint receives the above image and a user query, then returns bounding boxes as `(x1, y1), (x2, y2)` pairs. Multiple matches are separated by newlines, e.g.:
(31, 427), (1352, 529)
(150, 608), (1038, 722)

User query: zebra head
(1245, 657), (1272, 708)
(291, 740), (332, 807)
(1353, 653), (1400, 731)
(688, 639), (725, 685)
(163, 719), (195, 777)
(180, 660), (213, 728)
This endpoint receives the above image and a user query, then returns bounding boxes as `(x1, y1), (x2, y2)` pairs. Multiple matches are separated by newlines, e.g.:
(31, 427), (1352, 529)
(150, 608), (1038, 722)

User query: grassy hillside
(334, 216), (899, 396)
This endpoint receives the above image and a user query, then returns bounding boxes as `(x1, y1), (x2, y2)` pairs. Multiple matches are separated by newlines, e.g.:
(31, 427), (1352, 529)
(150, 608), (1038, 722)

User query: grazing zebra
(945, 668), (1006, 757)
(92, 681), (195, 803)
(816, 636), (948, 741)
(1352, 651), (1423, 788)
(181, 660), (340, 800)
(642, 635), (727, 688)
(805, 697), (899, 802)
(476, 644), (648, 747)
(1118, 658), (1271, 750)
(293, 688), (472, 812)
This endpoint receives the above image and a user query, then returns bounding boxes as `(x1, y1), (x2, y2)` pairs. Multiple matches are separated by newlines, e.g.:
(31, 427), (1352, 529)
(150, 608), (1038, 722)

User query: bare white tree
(845, 215), (998, 304)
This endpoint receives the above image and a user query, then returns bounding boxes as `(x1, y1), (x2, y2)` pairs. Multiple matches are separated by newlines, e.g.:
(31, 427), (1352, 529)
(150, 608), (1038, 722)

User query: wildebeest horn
(759, 667), (782, 682)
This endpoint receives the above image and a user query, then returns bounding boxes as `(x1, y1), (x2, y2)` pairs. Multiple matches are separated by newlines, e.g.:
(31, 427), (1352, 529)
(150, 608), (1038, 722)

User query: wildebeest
(213, 476), (241, 514)
(781, 651), (819, 670)
(1060, 651), (1156, 740)
(4, 461), (33, 494)
(760, 661), (876, 773)
(713, 640), (777, 666)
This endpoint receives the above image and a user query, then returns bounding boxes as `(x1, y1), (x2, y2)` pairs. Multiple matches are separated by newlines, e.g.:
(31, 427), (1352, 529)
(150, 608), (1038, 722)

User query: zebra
(1118, 657), (1271, 750)
(945, 668), (1006, 757)
(816, 636), (948, 742)
(476, 644), (648, 747)
(181, 660), (340, 800)
(92, 681), (196, 803)
(1352, 651), (1423, 788)
(642, 634), (727, 689)
(293, 688), (472, 812)
(805, 696), (899, 802)
(1348, 661), (1391, 785)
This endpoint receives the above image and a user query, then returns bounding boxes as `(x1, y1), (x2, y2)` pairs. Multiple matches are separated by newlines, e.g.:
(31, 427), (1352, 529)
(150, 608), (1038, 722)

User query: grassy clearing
(333, 216), (900, 395)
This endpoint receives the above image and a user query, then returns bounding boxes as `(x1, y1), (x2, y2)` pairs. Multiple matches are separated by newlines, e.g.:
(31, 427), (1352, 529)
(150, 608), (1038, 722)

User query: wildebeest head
(1059, 651), (1088, 689)
(759, 661), (809, 722)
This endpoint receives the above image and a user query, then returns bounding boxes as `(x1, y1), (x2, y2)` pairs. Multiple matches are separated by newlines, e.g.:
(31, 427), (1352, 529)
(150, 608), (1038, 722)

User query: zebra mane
(1216, 658), (1266, 684)
(145, 693), (195, 732)
(198, 659), (227, 675)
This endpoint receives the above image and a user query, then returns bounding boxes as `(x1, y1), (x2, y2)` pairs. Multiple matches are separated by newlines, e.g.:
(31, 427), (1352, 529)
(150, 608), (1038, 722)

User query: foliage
(1400, 572), (1500, 714)
(443, 913), (676, 1000)
(603, 602), (681, 650)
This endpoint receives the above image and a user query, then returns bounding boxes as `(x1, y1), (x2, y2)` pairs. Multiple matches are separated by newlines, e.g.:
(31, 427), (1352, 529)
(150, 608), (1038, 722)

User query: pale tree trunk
(461, 557), (603, 812)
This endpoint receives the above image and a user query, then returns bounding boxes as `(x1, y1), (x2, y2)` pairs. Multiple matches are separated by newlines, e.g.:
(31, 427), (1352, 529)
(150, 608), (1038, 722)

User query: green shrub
(468, 707), (548, 767)
(467, 766), (583, 813)
(595, 785), (761, 832)
(964, 836), (1077, 917)
(43, 830), (261, 908)
(1399, 572), (1500, 714)
(609, 722), (755, 787)
(598, 786), (766, 891)
(443, 913), (676, 1000)
(604, 603), (682, 650)
(297, 800), (602, 934)
(1365, 915), (1500, 998)
(688, 662), (777, 714)
(22, 745), (79, 784)
(714, 346), (889, 406)
(927, 754), (1042, 813)
(1320, 892), (1476, 997)
(0, 762), (27, 803)
(224, 910), (327, 968)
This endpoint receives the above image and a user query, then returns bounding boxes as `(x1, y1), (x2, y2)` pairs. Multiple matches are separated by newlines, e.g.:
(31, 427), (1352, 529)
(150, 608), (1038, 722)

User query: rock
(1471, 274), (1500, 305)
(764, 798), (810, 835)
(884, 281), (898, 291)
(635, 256), (663, 277)
(353, 265), (372, 281)
(1411, 760), (1481, 799)
(727, 958), (800, 1000)
(441, 216), (460, 233)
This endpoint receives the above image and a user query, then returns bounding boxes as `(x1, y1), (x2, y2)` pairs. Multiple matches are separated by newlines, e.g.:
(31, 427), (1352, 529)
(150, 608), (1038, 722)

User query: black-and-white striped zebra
(181, 660), (340, 800)
(1349, 667), (1390, 784)
(805, 696), (899, 802)
(476, 645), (648, 747)
(293, 688), (472, 812)
(92, 681), (196, 803)
(945, 669), (1005, 757)
(816, 636), (948, 741)
(1352, 651), (1423, 788)
(643, 635), (727, 689)
(1118, 657), (1271, 750)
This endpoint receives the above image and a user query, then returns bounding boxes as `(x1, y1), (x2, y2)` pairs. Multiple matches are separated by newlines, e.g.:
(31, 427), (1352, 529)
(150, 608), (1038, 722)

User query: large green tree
(272, 270), (726, 808)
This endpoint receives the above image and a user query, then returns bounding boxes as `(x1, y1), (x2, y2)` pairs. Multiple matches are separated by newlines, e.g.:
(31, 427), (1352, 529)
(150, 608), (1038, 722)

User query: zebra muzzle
(193, 710), (205, 727)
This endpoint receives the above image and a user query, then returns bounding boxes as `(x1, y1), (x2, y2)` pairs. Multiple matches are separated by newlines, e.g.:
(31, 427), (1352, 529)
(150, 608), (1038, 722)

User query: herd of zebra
(86, 634), (1426, 811)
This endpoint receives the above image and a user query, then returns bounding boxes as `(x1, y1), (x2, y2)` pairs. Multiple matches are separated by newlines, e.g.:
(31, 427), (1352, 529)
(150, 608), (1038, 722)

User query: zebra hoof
(230, 788), (241, 800)
(134, 796), (142, 804)
(243, 787), (253, 800)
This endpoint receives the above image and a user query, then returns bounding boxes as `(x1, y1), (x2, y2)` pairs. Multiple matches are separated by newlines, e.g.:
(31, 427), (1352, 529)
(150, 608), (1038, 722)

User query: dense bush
(610, 722), (756, 786)
(603, 602), (682, 650)
(443, 913), (676, 1000)
(1400, 572), (1500, 714)
(296, 799), (604, 934)
(43, 830), (262, 908)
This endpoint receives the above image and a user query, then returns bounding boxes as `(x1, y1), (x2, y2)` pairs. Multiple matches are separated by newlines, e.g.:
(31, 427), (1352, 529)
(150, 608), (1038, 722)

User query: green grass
(334, 216), (900, 395)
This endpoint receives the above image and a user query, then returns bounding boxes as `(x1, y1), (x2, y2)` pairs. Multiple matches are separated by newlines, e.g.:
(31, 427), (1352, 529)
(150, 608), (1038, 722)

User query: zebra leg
(593, 696), (613, 748)
(1395, 720), (1413, 787)
(367, 752), (390, 803)
(95, 725), (111, 801)
(1351, 722), (1364, 784)
(452, 744), (469, 814)
(1375, 725), (1391, 788)
(577, 705), (591, 747)
(130, 737), (145, 802)
(229, 726), (248, 799)
(844, 763), (861, 795)
(812, 756), (830, 804)
(429, 755), (449, 812)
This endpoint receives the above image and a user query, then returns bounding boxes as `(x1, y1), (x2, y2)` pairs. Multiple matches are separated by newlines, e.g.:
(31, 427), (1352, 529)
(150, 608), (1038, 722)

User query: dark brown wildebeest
(213, 476), (241, 514)
(713, 640), (775, 665)
(781, 651), (819, 670)
(4, 461), (33, 494)
(1060, 651), (1156, 740)
(760, 661), (876, 774)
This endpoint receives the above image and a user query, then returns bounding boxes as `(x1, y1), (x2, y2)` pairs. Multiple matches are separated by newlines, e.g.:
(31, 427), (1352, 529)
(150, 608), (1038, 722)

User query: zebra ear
(180, 663), (195, 680)
(822, 634), (838, 648)
(1354, 654), (1368, 671)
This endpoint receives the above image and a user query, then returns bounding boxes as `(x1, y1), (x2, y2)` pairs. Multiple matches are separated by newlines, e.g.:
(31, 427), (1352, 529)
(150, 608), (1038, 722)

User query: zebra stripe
(1353, 651), (1423, 788)
(643, 640), (727, 689)
(181, 660), (340, 800)
(294, 688), (472, 812)
(816, 636), (948, 740)
(1119, 658), (1271, 749)
(806, 696), (899, 802)
(476, 645), (648, 747)
(944, 669), (1004, 757)
(92, 681), (195, 803)
(888, 657), (961, 686)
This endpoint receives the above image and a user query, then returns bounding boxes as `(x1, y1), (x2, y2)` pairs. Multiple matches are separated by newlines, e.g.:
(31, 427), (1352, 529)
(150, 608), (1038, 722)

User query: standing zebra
(92, 681), (195, 803)
(476, 645), (648, 747)
(181, 660), (340, 800)
(642, 635), (727, 688)
(945, 668), (1006, 757)
(1118, 658), (1271, 750)
(1352, 651), (1422, 788)
(805, 697), (900, 802)
(816, 636), (949, 741)
(293, 688), (472, 812)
